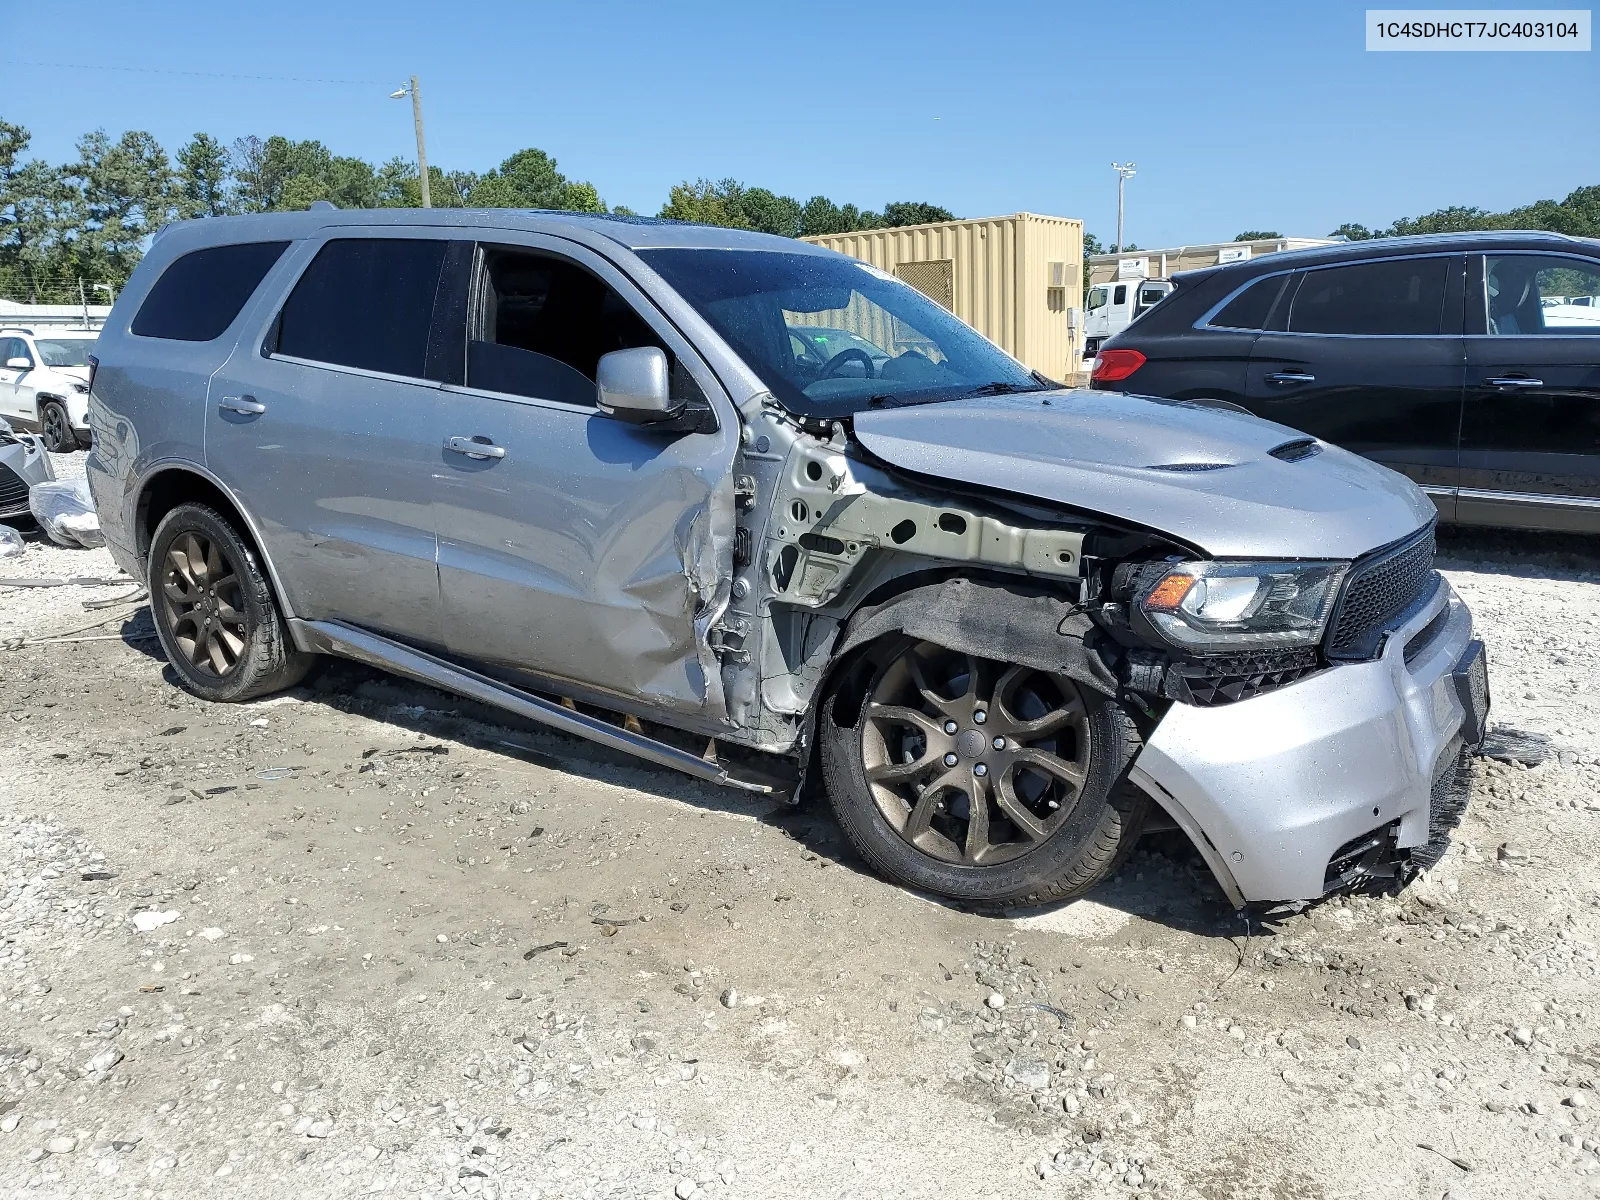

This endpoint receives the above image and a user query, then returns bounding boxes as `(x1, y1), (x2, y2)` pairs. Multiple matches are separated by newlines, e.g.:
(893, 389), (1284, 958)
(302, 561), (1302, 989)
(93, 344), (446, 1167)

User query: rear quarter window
(1209, 275), (1286, 330)
(131, 241), (291, 342)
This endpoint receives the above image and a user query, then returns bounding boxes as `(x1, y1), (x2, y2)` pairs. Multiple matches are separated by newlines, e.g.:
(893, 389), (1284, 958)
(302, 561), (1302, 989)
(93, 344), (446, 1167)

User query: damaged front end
(0, 417), (54, 522)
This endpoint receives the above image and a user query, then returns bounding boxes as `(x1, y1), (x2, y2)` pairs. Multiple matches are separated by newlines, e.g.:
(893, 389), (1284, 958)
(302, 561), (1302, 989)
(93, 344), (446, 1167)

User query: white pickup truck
(1082, 278), (1173, 367)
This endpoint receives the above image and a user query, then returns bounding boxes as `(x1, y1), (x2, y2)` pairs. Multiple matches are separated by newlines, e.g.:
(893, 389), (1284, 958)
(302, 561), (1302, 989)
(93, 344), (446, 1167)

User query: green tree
(67, 129), (177, 281)
(467, 148), (603, 211)
(738, 187), (803, 237)
(176, 133), (233, 218)
(659, 178), (750, 227)
(799, 195), (845, 237)
(1233, 229), (1281, 241)
(1329, 222), (1375, 240)
(881, 201), (954, 227)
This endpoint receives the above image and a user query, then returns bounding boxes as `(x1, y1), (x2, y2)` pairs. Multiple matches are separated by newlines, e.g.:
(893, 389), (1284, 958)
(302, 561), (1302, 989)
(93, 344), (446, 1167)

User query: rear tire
(40, 401), (79, 452)
(819, 636), (1147, 906)
(147, 503), (311, 703)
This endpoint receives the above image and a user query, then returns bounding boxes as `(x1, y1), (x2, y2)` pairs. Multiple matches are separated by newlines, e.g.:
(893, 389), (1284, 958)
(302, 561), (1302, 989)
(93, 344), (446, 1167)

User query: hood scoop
(1268, 437), (1321, 462)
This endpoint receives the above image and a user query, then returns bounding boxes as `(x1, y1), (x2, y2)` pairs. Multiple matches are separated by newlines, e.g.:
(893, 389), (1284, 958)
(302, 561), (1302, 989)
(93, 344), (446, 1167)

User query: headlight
(1138, 560), (1349, 651)
(71, 383), (90, 394)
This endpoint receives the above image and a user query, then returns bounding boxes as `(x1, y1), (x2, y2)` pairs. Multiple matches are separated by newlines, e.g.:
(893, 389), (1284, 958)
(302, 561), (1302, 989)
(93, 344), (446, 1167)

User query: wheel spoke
(961, 775), (991, 862)
(205, 629), (232, 675)
(866, 754), (939, 785)
(994, 770), (1051, 842)
(1010, 746), (1086, 790)
(865, 702), (944, 741)
(162, 574), (196, 605)
(1008, 699), (1083, 742)
(205, 538), (226, 581)
(903, 787), (942, 841)
(906, 652), (959, 716)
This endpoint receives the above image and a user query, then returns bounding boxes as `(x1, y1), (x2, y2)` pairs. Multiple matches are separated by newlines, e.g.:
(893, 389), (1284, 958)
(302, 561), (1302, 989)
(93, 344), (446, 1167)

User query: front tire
(40, 401), (80, 452)
(819, 637), (1146, 906)
(147, 503), (311, 702)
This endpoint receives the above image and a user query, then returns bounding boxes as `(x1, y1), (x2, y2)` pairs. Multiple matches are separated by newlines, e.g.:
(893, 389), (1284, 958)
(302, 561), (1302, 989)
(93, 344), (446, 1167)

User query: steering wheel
(819, 348), (876, 379)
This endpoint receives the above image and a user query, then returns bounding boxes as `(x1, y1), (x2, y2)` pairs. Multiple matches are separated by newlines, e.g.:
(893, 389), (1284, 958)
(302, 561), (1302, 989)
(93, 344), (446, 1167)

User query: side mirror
(5, 358), (29, 370)
(596, 347), (681, 424)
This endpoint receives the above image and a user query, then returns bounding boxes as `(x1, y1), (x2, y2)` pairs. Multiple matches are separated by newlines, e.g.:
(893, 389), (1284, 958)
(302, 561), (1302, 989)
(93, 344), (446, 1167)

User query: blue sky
(2, 0), (1595, 247)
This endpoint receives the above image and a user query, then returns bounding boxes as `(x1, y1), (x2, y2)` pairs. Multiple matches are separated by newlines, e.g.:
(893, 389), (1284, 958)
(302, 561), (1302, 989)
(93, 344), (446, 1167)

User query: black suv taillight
(87, 354), (99, 393)
(1091, 348), (1146, 383)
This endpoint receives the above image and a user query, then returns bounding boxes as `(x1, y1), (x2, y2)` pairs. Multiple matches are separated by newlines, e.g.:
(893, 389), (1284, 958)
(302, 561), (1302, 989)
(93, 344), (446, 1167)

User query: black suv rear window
(131, 241), (289, 341)
(1210, 275), (1285, 330)
(276, 238), (447, 379)
(1289, 257), (1449, 336)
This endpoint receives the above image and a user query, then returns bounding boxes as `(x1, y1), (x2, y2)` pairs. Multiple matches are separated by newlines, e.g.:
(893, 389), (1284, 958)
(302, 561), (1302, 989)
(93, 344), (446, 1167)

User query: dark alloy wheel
(40, 402), (78, 452)
(147, 503), (312, 703)
(159, 530), (248, 678)
(820, 637), (1146, 905)
(861, 642), (1092, 865)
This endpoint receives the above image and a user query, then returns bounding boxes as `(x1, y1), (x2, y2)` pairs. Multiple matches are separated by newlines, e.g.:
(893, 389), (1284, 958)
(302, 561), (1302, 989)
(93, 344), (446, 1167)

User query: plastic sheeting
(0, 525), (23, 558)
(29, 478), (105, 550)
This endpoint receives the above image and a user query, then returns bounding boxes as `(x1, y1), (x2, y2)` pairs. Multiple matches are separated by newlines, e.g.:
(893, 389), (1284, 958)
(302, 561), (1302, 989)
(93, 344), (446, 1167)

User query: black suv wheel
(148, 503), (311, 702)
(819, 636), (1146, 906)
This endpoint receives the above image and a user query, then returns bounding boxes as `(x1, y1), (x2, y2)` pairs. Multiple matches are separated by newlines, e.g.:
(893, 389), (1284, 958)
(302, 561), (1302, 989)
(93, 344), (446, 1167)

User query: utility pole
(392, 76), (432, 208)
(1112, 162), (1137, 252)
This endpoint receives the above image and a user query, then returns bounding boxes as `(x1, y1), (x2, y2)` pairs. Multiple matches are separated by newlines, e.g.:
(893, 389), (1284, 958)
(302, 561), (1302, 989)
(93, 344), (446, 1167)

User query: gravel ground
(3, 489), (1600, 1200)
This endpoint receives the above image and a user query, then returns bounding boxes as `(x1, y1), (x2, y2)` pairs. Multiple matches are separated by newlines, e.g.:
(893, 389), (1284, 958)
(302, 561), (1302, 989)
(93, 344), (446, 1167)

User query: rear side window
(1289, 257), (1449, 336)
(277, 238), (448, 378)
(1113, 285), (1127, 305)
(131, 241), (289, 341)
(1210, 275), (1285, 330)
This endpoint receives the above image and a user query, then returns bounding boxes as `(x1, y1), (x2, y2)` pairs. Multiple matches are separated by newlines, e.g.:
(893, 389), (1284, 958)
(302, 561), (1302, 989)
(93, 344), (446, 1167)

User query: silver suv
(86, 210), (1490, 908)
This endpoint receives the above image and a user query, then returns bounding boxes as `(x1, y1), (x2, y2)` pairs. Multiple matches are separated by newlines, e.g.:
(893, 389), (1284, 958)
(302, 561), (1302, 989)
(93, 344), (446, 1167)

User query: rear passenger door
(1245, 254), (1466, 514)
(1458, 252), (1600, 530)
(0, 337), (28, 422)
(205, 232), (470, 647)
(430, 236), (740, 720)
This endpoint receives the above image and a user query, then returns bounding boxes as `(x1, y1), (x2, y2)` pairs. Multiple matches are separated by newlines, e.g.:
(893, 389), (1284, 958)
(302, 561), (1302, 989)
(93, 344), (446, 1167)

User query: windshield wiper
(962, 381), (1044, 398)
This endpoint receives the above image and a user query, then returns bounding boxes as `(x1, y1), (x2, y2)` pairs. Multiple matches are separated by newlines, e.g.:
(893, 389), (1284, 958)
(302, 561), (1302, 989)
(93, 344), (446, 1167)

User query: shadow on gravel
(1437, 526), (1600, 581)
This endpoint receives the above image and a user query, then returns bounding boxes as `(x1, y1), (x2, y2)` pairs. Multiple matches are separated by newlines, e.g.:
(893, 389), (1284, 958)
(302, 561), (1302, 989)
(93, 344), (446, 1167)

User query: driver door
(0, 337), (26, 422)
(432, 237), (741, 719)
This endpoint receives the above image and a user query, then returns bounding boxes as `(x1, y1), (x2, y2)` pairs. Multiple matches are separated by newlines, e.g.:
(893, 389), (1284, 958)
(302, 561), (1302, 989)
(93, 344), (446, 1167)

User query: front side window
(277, 238), (447, 378)
(132, 241), (289, 342)
(468, 249), (663, 405)
(1288, 256), (1449, 336)
(638, 248), (1040, 418)
(0, 337), (28, 366)
(1086, 285), (1109, 310)
(1209, 275), (1285, 330)
(34, 338), (95, 368)
(1486, 255), (1600, 335)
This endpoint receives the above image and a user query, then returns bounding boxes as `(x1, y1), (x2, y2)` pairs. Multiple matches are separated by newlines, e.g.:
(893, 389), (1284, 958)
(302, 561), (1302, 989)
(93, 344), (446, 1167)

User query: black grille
(0, 463), (29, 514)
(1410, 740), (1471, 872)
(1327, 525), (1438, 660)
(1164, 646), (1321, 706)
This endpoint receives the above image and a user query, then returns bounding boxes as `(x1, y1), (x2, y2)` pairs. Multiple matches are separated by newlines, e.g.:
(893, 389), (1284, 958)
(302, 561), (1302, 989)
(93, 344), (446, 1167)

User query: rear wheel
(819, 637), (1146, 906)
(40, 401), (79, 452)
(148, 503), (311, 702)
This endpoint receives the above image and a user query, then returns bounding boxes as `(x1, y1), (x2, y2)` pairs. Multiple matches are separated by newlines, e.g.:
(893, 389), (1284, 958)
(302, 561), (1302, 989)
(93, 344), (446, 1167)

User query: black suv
(1091, 231), (1600, 533)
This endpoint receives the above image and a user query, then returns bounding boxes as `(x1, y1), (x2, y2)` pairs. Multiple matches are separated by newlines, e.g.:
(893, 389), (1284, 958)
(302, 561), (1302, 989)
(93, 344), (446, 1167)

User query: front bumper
(1130, 577), (1483, 905)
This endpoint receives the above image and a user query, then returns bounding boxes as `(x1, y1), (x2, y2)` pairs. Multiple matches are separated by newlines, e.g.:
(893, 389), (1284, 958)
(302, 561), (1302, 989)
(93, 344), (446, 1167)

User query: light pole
(390, 76), (431, 208)
(1112, 162), (1137, 252)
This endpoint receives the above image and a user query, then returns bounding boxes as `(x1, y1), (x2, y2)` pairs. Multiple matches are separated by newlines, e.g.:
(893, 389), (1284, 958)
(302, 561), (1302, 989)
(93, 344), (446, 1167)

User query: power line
(0, 60), (386, 87)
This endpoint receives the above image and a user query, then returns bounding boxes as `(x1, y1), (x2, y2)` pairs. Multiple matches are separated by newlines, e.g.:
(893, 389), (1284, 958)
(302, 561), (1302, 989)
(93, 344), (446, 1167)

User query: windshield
(638, 248), (1042, 417)
(34, 338), (95, 368)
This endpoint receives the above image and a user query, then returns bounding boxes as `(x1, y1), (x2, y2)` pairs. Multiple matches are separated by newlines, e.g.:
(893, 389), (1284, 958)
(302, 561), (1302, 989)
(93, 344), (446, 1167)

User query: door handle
(1483, 376), (1544, 388)
(218, 395), (266, 415)
(445, 435), (507, 460)
(1264, 372), (1316, 385)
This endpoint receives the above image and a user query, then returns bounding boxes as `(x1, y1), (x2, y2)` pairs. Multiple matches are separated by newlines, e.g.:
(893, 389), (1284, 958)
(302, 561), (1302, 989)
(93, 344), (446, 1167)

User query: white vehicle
(0, 326), (98, 451)
(1082, 278), (1173, 364)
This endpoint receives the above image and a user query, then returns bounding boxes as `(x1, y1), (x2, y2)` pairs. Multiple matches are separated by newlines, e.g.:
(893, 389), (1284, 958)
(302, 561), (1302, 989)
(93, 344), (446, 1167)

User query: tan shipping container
(802, 212), (1084, 382)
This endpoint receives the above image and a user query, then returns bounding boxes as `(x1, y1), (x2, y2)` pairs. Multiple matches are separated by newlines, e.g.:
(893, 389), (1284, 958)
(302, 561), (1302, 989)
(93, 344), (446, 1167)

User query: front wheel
(819, 637), (1146, 906)
(148, 503), (312, 702)
(40, 401), (80, 452)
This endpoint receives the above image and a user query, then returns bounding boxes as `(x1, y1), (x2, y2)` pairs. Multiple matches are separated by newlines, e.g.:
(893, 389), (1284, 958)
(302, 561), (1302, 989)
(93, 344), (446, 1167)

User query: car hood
(51, 365), (90, 383)
(852, 390), (1435, 559)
